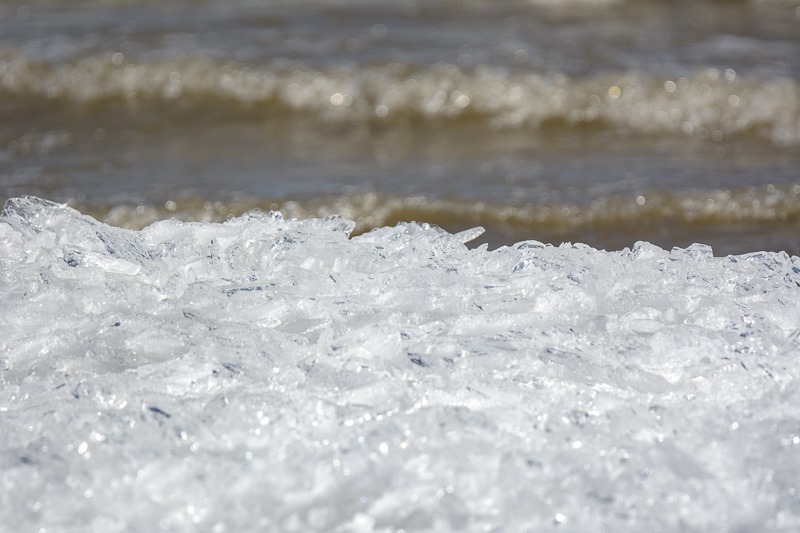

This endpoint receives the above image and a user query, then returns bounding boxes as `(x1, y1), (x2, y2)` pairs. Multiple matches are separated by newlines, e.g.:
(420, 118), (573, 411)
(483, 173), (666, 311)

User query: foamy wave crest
(2, 50), (798, 144)
(77, 185), (800, 236)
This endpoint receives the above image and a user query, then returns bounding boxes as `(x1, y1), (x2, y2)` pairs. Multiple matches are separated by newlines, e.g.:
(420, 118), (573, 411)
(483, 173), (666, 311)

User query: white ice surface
(1, 197), (800, 532)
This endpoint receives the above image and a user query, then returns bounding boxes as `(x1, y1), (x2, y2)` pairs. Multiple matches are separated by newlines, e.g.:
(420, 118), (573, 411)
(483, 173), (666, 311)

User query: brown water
(2, 0), (800, 254)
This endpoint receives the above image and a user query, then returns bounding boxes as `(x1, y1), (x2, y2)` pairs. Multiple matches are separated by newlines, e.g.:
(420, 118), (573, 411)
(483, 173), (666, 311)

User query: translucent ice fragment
(452, 226), (485, 244)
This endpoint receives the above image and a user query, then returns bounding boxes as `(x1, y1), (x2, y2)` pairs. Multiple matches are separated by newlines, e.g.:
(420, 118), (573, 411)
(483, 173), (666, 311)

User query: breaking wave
(75, 185), (800, 236)
(2, 50), (799, 144)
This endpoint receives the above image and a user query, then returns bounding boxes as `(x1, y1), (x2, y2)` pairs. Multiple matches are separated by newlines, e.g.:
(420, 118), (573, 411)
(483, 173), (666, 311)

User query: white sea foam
(2, 51), (799, 144)
(2, 197), (800, 532)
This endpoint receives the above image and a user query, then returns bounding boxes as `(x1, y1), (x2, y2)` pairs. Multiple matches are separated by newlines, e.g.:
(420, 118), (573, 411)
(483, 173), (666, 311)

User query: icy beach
(1, 197), (800, 532)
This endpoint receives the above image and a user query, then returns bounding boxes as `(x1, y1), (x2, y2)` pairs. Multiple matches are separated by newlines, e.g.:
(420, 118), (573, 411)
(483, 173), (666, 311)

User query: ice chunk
(1, 197), (799, 532)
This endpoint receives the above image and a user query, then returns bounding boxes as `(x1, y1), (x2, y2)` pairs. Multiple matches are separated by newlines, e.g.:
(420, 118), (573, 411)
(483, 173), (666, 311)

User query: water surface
(2, 0), (799, 253)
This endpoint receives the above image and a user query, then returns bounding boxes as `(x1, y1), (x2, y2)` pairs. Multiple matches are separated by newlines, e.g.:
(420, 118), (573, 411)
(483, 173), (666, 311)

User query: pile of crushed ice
(1, 197), (799, 532)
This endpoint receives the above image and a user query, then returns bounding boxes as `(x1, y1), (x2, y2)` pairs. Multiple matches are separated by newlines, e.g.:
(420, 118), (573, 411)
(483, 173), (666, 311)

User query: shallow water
(1, 0), (799, 253)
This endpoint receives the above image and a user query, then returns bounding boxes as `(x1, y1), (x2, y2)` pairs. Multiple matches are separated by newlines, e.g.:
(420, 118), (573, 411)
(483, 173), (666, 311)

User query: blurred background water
(1, 0), (799, 254)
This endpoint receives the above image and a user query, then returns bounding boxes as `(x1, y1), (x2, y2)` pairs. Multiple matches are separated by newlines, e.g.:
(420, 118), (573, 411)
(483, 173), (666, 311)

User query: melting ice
(1, 197), (800, 532)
